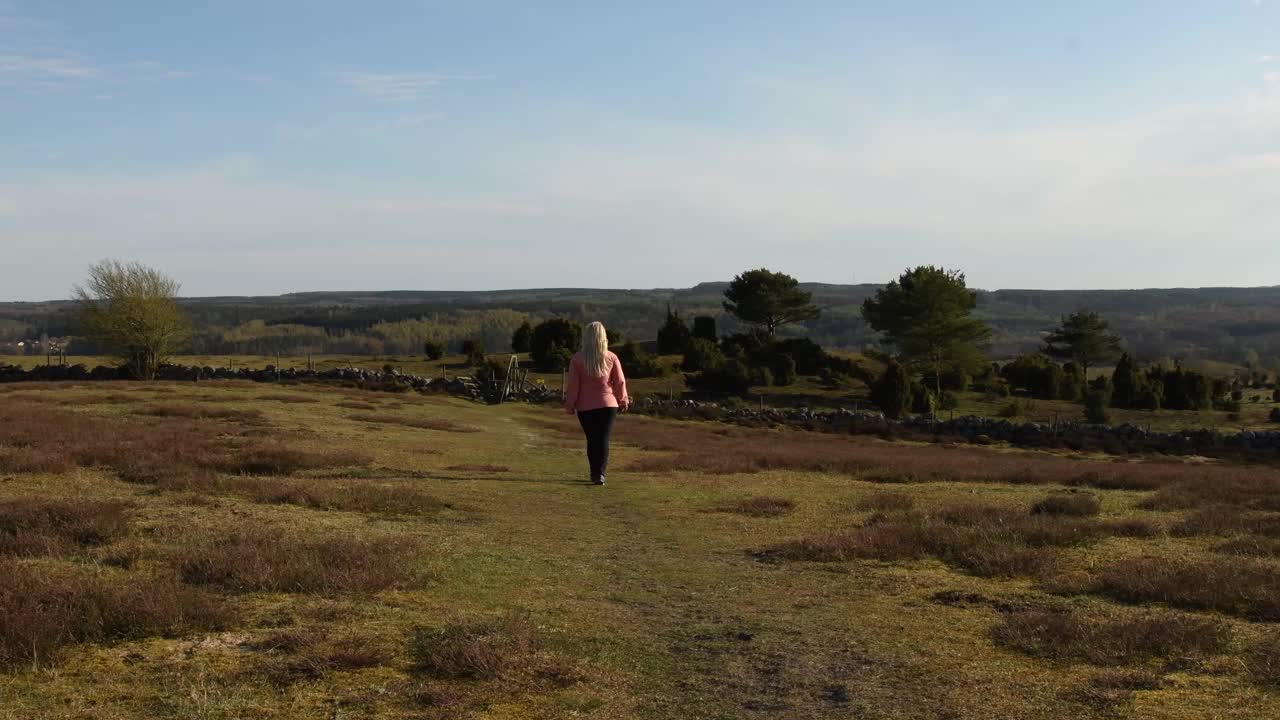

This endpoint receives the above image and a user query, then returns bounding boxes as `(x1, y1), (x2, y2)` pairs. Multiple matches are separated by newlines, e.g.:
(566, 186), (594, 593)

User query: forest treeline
(4, 283), (1280, 369)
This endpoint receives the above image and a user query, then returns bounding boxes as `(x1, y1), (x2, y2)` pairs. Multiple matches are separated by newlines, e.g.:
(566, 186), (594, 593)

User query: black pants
(576, 407), (617, 481)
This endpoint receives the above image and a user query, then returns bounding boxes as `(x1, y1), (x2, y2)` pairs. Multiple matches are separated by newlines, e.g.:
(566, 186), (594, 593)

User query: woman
(563, 321), (629, 485)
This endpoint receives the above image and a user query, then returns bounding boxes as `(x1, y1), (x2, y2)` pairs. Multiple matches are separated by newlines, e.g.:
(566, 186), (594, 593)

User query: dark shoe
(592, 476), (606, 485)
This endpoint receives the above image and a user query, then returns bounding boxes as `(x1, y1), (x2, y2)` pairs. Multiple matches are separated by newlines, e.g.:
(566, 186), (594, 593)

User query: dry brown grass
(1141, 473), (1280, 511)
(992, 608), (1230, 666)
(760, 500), (1126, 578)
(208, 444), (372, 477)
(135, 402), (265, 423)
(218, 476), (451, 515)
(759, 523), (935, 563)
(0, 559), (229, 669)
(0, 400), (370, 493)
(335, 400), (379, 411)
(1244, 632), (1280, 687)
(1098, 556), (1280, 620)
(0, 498), (131, 556)
(942, 543), (1059, 578)
(247, 627), (392, 684)
(408, 612), (538, 680)
(1215, 537), (1280, 557)
(1170, 506), (1280, 538)
(175, 528), (420, 593)
(1097, 518), (1164, 538)
(856, 491), (915, 512)
(1071, 668), (1167, 710)
(347, 413), (480, 433)
(254, 393), (320, 404)
(715, 496), (795, 517)
(446, 464), (511, 473)
(1030, 492), (1101, 517)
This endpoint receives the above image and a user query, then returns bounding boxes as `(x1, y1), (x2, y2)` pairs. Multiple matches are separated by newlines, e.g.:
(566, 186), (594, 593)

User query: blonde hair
(582, 321), (610, 377)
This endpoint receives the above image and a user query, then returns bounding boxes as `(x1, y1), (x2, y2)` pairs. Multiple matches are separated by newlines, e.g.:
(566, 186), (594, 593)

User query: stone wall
(0, 363), (557, 403)
(629, 398), (1280, 457)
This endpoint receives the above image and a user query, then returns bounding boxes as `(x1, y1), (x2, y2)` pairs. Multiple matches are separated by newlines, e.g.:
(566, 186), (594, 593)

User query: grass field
(4, 353), (1278, 432)
(2, 381), (1280, 718)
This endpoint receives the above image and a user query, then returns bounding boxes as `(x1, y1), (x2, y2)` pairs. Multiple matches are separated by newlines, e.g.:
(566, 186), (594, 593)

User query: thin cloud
(0, 52), (100, 87)
(0, 5), (187, 90)
(334, 70), (489, 102)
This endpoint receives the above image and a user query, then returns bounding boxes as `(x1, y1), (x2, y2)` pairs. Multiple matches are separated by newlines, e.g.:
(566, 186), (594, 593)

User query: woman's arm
(563, 355), (580, 414)
(609, 353), (629, 409)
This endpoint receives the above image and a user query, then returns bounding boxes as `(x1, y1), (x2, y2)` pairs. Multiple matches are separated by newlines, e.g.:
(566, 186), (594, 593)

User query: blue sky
(2, 1), (1278, 300)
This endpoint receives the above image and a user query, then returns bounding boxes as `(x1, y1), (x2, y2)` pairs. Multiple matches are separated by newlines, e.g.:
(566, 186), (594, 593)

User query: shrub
(547, 346), (574, 372)
(614, 342), (665, 378)
(686, 360), (752, 398)
(985, 382), (1012, 400)
(461, 339), (486, 367)
(691, 315), (717, 342)
(409, 612), (538, 679)
(1084, 389), (1110, 424)
(1148, 366), (1213, 411)
(938, 390), (960, 411)
(510, 321), (533, 354)
(870, 360), (913, 419)
(771, 338), (827, 375)
(771, 354), (797, 386)
(1031, 493), (1101, 518)
(1001, 353), (1064, 400)
(993, 397), (1024, 415)
(655, 308), (691, 355)
(718, 330), (770, 363)
(423, 340), (445, 361)
(531, 318), (582, 371)
(681, 338), (726, 372)
(749, 365), (773, 387)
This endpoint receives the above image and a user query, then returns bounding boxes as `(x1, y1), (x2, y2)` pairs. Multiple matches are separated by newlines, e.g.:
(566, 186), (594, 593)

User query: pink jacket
(564, 351), (629, 413)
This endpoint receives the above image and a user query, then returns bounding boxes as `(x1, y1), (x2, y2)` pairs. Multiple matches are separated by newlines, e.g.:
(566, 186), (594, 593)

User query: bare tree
(74, 260), (190, 380)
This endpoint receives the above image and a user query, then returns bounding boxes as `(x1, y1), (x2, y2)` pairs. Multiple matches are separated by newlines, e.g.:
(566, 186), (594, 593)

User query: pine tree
(722, 268), (820, 337)
(862, 267), (991, 397)
(1045, 311), (1122, 380)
